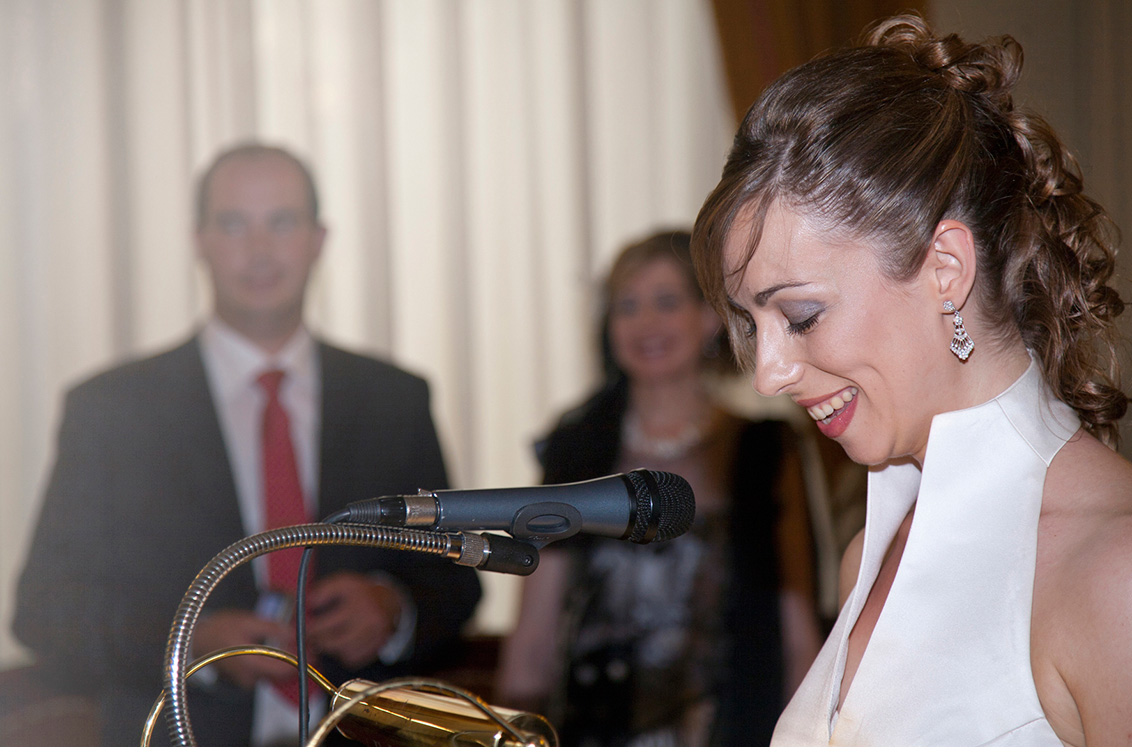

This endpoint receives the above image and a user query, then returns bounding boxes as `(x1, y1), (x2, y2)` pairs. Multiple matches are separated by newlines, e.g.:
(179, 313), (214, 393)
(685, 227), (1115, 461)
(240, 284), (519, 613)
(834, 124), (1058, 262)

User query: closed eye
(787, 314), (819, 335)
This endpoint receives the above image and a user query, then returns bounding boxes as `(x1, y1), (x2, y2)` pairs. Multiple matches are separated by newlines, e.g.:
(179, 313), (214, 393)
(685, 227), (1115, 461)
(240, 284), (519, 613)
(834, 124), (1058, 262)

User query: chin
(834, 437), (891, 468)
(625, 363), (689, 384)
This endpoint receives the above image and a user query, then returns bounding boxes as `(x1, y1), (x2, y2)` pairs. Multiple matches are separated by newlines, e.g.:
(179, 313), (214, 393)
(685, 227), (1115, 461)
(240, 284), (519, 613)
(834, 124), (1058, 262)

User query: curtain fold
(0, 0), (734, 664)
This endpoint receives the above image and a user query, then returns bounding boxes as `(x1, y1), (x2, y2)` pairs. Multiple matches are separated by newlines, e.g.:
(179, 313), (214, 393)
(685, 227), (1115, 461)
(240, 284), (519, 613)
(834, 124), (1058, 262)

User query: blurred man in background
(14, 142), (481, 745)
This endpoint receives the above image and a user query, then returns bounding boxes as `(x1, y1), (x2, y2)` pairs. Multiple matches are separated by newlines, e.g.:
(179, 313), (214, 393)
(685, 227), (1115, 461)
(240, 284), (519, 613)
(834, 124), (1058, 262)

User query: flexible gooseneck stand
(160, 523), (515, 747)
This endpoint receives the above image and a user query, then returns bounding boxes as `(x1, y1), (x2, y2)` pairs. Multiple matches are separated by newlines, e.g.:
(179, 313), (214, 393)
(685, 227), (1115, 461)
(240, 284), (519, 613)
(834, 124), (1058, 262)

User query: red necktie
(258, 369), (312, 707)
(259, 369), (308, 592)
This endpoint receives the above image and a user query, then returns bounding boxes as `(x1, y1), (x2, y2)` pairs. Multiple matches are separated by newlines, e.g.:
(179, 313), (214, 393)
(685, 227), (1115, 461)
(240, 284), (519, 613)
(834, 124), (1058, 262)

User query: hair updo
(692, 13), (1127, 447)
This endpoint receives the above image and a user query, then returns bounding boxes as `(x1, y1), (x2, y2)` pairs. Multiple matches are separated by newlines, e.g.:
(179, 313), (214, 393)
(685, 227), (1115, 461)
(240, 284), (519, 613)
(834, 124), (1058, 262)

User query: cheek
(847, 303), (936, 424)
(801, 318), (860, 373)
(670, 312), (703, 342)
(277, 242), (308, 269)
(840, 300), (889, 351)
(201, 251), (237, 283)
(287, 253), (316, 280)
(607, 315), (628, 339)
(203, 239), (248, 268)
(607, 319), (633, 358)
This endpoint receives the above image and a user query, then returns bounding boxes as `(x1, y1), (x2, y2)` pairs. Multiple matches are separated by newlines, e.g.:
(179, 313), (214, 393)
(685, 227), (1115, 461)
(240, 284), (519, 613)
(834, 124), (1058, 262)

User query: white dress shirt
(200, 319), (320, 563)
(197, 318), (419, 744)
(199, 318), (326, 744)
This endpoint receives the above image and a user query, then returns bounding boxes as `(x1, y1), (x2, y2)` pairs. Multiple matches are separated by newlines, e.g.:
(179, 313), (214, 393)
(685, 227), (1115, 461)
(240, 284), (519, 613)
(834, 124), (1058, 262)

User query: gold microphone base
(144, 645), (557, 746)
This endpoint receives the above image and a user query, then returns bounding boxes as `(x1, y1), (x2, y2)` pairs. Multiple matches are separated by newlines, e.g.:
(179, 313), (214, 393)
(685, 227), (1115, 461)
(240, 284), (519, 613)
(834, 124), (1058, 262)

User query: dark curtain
(710, 0), (927, 123)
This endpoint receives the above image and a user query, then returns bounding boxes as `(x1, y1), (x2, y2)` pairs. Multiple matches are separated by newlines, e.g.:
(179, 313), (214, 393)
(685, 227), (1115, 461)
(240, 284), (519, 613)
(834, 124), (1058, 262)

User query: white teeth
(807, 388), (858, 422)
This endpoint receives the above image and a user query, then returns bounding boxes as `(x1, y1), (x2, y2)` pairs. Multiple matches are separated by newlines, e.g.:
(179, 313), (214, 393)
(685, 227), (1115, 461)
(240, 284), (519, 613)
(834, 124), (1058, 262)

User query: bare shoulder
(1037, 431), (1132, 745)
(1044, 430), (1132, 540)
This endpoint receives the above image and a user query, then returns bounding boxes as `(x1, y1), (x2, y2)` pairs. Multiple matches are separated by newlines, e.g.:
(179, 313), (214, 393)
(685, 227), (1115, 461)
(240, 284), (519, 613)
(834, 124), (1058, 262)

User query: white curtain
(0, 0), (735, 667)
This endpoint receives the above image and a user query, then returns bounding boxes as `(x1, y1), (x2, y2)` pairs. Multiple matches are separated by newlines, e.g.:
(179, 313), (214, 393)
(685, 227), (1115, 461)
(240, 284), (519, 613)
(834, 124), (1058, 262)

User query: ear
(925, 220), (977, 309)
(311, 224), (328, 259)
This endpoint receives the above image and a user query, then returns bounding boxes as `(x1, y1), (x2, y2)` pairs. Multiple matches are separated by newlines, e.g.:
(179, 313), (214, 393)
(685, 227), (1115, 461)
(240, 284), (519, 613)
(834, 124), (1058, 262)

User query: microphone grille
(626, 469), (696, 543)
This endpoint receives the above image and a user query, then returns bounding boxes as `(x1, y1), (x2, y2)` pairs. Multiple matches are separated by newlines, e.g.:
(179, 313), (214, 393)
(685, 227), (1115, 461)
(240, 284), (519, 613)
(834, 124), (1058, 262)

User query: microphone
(339, 469), (695, 546)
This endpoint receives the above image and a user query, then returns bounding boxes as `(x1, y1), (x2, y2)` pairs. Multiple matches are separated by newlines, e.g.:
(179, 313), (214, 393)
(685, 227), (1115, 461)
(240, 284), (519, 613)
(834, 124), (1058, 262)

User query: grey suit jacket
(14, 336), (482, 745)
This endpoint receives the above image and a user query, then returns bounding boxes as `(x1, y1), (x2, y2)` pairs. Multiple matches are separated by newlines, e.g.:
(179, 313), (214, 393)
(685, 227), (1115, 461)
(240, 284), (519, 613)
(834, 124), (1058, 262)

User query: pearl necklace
(622, 410), (706, 461)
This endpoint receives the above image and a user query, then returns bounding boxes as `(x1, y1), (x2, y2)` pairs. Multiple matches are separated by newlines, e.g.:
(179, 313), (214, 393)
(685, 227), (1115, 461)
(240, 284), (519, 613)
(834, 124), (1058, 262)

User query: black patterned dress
(536, 382), (792, 745)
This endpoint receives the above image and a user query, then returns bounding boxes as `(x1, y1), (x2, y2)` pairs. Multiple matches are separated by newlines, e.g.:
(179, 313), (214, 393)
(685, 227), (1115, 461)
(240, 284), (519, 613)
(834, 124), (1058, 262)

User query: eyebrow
(753, 281), (808, 307)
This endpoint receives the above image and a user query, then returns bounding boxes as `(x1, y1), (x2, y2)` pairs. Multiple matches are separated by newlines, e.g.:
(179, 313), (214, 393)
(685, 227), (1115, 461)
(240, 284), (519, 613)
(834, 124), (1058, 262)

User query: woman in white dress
(691, 13), (1132, 746)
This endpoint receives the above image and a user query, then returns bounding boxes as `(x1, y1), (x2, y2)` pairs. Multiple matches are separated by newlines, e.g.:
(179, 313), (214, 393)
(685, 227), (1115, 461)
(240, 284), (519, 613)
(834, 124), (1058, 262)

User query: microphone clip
(509, 501), (584, 545)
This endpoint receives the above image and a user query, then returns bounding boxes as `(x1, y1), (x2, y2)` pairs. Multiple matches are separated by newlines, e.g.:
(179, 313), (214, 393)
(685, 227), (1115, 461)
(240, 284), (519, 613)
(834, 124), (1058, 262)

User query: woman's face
(724, 202), (952, 466)
(608, 258), (717, 387)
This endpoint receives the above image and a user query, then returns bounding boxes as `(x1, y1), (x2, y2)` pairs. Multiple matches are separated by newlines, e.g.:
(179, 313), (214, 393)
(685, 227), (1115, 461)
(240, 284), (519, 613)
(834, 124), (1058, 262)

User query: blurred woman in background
(496, 230), (822, 745)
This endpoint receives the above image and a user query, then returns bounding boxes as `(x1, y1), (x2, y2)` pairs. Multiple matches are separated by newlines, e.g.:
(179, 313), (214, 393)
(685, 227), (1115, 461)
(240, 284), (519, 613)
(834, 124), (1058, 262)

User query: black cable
(295, 545), (315, 745)
(293, 509), (349, 745)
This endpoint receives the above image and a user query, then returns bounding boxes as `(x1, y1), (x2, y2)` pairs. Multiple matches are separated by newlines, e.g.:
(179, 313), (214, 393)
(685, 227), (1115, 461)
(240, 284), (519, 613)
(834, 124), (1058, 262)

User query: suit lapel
(317, 342), (352, 518)
(160, 337), (248, 562)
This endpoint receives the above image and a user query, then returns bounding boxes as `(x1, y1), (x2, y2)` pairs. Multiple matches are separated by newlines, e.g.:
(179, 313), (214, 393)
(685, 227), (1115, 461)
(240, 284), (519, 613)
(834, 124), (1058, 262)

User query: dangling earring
(943, 300), (974, 361)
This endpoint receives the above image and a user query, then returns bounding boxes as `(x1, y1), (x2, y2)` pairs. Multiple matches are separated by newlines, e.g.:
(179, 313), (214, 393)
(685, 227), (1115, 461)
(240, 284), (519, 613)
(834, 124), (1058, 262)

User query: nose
(752, 330), (802, 397)
(625, 302), (664, 331)
(246, 223), (274, 257)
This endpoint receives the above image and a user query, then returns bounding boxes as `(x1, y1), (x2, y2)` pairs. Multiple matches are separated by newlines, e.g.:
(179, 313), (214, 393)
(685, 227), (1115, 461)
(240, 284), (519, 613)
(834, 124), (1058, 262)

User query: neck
(627, 373), (710, 436)
(958, 340), (1032, 408)
(215, 310), (304, 355)
(911, 339), (1032, 467)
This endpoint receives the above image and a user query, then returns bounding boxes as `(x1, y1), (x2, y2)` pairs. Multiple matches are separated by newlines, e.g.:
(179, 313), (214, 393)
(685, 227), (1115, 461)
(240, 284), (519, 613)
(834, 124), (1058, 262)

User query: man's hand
(193, 609), (297, 689)
(306, 572), (404, 670)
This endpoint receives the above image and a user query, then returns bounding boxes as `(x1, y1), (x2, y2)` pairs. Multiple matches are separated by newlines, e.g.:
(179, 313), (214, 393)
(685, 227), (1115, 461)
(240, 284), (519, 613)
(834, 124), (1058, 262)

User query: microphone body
(427, 474), (639, 540)
(342, 470), (695, 546)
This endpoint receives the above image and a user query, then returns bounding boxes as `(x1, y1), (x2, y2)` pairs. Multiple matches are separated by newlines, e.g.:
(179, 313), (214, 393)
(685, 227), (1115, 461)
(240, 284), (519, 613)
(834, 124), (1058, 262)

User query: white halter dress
(772, 360), (1078, 746)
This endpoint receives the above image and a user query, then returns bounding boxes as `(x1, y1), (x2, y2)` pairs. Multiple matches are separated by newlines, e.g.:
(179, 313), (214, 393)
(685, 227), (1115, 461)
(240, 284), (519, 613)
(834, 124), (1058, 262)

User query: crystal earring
(943, 300), (974, 361)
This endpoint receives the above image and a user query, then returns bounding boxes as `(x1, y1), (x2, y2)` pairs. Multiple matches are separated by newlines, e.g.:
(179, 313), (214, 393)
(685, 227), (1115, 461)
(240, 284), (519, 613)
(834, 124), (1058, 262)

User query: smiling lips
(806, 387), (858, 423)
(635, 335), (671, 359)
(802, 388), (859, 439)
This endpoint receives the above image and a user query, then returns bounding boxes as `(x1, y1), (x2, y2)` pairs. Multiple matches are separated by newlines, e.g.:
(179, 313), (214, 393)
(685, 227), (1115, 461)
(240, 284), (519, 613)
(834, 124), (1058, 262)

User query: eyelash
(787, 314), (820, 335)
(740, 312), (818, 339)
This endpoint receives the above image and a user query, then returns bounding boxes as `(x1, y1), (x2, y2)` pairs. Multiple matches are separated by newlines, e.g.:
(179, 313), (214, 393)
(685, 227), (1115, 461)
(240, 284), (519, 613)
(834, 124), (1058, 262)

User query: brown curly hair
(692, 13), (1127, 447)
